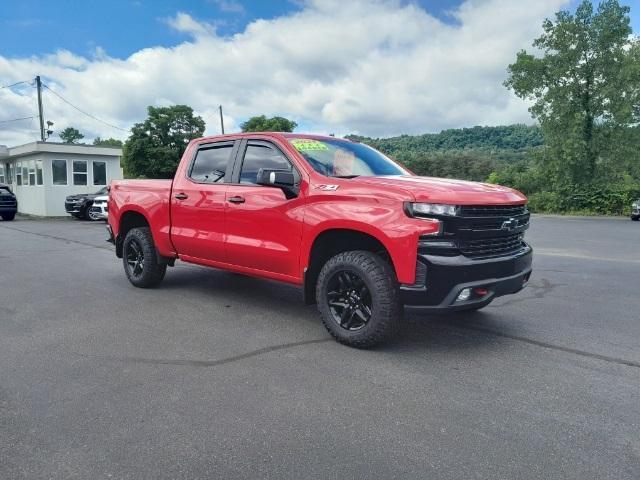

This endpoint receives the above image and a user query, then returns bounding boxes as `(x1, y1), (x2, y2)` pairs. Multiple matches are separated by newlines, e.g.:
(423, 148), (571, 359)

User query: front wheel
(122, 227), (166, 288)
(316, 250), (401, 348)
(1, 212), (15, 221)
(632, 215), (639, 221)
(87, 209), (101, 221)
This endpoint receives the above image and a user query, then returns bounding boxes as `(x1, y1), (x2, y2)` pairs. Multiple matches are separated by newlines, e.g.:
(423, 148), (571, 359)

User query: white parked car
(88, 195), (108, 221)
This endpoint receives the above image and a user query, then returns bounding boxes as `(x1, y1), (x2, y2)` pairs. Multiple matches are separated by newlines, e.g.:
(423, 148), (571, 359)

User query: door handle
(227, 196), (245, 204)
(174, 193), (188, 200)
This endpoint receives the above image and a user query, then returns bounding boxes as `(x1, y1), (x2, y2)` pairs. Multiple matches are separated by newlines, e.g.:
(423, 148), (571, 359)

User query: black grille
(459, 205), (527, 217)
(0, 197), (16, 206)
(459, 234), (525, 258)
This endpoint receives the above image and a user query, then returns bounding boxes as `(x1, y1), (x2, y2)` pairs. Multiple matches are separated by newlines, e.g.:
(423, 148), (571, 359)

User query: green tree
(122, 105), (205, 178)
(504, 0), (640, 186)
(240, 115), (297, 132)
(93, 137), (123, 148)
(59, 127), (85, 144)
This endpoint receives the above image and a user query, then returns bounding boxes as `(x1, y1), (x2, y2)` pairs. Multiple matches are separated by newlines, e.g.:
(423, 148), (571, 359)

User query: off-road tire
(123, 227), (166, 288)
(316, 250), (401, 348)
(1, 213), (15, 221)
(632, 215), (639, 221)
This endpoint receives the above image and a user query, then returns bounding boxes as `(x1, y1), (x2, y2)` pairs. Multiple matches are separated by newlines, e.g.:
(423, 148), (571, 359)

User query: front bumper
(0, 205), (17, 214)
(401, 245), (532, 312)
(65, 201), (84, 214)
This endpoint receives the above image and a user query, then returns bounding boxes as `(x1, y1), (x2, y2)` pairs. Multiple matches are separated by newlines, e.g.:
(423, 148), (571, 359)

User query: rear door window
(189, 142), (235, 183)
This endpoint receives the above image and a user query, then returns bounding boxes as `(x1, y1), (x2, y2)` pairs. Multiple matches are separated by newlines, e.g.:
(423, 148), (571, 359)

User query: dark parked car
(632, 199), (639, 221)
(0, 183), (17, 221)
(65, 187), (108, 220)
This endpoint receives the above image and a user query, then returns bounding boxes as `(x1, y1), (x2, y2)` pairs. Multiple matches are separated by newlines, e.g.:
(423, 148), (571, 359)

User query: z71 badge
(314, 184), (339, 191)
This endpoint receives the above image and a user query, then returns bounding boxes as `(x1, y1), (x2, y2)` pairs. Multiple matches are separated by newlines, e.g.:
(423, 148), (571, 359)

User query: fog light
(473, 288), (489, 297)
(456, 288), (472, 302)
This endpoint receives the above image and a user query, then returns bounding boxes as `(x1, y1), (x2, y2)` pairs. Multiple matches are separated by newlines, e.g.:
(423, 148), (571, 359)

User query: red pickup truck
(108, 133), (532, 348)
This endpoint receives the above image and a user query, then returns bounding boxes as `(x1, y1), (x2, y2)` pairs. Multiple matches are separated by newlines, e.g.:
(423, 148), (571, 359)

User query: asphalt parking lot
(1, 215), (639, 479)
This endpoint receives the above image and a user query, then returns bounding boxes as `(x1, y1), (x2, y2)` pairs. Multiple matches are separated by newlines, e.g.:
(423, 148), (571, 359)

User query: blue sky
(0, 0), (476, 59)
(1, 1), (638, 59)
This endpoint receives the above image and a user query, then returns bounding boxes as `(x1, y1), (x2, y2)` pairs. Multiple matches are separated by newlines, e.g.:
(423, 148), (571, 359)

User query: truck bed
(109, 179), (174, 255)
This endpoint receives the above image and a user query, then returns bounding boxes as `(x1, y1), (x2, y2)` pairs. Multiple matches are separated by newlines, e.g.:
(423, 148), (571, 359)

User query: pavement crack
(73, 337), (331, 368)
(445, 321), (640, 369)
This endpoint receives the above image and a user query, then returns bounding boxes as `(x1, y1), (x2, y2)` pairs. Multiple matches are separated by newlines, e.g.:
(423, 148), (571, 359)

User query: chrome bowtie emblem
(501, 218), (518, 231)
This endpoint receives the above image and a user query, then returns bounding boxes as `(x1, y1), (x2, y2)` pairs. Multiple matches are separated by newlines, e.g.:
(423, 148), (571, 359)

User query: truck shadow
(160, 266), (518, 356)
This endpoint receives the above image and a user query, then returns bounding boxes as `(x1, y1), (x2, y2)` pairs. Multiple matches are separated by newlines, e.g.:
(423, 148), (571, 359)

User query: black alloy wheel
(326, 270), (373, 331)
(125, 239), (145, 279)
(316, 250), (401, 348)
(122, 227), (167, 288)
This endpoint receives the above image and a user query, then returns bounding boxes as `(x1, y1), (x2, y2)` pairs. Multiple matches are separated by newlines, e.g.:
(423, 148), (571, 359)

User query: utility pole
(35, 76), (45, 141)
(219, 105), (225, 134)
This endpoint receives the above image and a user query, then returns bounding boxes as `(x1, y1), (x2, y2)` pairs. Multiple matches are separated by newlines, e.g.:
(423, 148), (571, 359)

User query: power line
(41, 83), (130, 133)
(0, 80), (31, 90)
(0, 115), (39, 125)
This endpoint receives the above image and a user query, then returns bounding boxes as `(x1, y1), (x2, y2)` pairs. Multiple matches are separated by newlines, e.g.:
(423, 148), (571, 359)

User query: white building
(0, 142), (123, 216)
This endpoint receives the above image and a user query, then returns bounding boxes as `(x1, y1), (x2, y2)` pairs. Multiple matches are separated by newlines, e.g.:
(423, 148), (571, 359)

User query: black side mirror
(256, 168), (298, 198)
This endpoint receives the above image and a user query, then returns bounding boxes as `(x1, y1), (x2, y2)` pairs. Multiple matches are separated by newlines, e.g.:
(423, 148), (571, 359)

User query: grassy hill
(348, 124), (543, 182)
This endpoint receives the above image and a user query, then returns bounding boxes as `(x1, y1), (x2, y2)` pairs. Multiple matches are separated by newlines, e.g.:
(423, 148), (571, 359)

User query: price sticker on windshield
(291, 139), (329, 151)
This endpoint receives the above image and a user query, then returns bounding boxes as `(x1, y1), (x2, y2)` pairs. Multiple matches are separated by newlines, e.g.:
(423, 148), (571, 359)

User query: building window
(36, 160), (43, 185)
(0, 164), (4, 183)
(73, 160), (87, 185)
(5, 163), (12, 184)
(52, 160), (68, 185)
(16, 162), (22, 186)
(93, 161), (106, 185)
(28, 160), (36, 186)
(22, 164), (29, 186)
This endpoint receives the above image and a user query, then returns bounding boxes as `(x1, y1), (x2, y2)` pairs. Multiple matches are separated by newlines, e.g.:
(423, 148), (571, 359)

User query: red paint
(108, 133), (527, 285)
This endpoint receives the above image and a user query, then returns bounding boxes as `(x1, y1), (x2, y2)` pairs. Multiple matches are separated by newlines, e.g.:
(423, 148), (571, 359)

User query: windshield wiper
(332, 175), (360, 179)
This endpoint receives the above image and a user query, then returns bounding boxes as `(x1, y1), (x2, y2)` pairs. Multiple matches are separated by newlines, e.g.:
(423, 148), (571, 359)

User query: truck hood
(355, 175), (527, 205)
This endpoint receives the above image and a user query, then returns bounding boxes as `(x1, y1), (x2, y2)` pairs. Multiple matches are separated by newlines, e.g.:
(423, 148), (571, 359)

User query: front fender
(300, 199), (440, 285)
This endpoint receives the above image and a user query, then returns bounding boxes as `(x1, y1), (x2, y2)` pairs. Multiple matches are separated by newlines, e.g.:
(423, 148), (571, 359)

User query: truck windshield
(288, 138), (408, 178)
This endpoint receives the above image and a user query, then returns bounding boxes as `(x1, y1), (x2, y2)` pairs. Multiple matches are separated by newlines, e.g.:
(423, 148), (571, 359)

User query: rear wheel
(122, 227), (166, 288)
(632, 215), (639, 221)
(1, 212), (15, 221)
(316, 250), (401, 348)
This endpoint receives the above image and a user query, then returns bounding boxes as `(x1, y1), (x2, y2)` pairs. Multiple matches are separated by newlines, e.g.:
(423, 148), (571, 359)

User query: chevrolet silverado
(108, 133), (532, 348)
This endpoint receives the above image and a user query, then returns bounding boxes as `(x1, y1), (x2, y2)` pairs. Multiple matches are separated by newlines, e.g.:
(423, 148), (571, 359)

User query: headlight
(409, 202), (458, 217)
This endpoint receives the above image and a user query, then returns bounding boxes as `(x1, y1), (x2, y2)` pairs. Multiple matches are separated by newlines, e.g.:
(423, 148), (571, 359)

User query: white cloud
(210, 0), (246, 15)
(165, 12), (218, 38)
(0, 0), (568, 146)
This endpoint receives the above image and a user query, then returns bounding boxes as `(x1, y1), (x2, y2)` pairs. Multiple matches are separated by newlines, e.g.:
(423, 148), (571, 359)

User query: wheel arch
(116, 210), (150, 258)
(303, 228), (395, 304)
